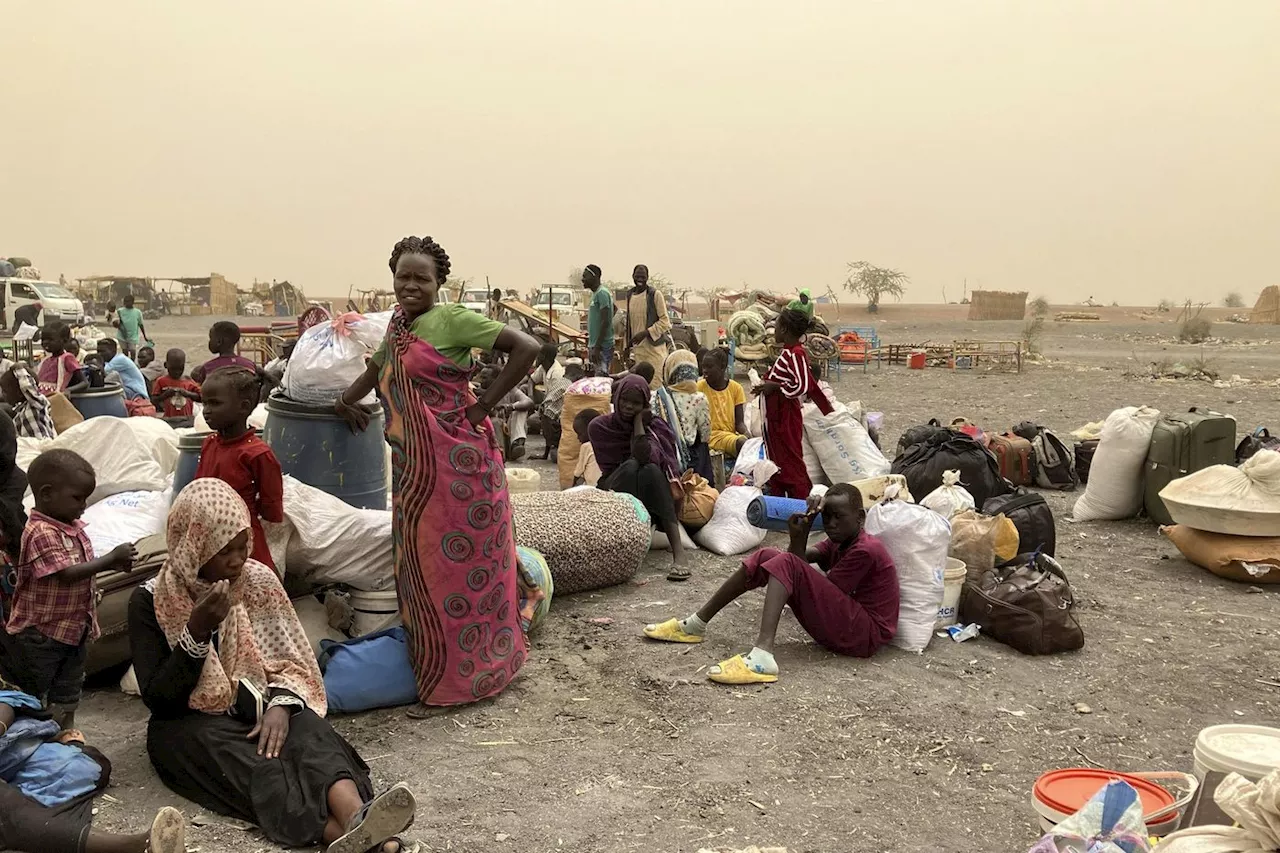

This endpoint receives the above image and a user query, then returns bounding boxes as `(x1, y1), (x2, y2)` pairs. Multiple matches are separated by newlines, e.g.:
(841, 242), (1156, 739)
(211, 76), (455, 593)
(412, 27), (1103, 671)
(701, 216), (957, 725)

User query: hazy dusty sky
(3, 1), (1277, 304)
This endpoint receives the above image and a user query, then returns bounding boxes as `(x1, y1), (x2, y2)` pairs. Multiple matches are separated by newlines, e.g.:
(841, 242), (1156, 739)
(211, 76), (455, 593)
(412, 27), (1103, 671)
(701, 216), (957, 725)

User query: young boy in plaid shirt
(2, 449), (135, 729)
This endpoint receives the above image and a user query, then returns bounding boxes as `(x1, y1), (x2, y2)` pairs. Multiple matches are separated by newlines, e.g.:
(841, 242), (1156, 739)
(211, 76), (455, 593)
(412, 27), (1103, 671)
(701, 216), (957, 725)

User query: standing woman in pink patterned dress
(336, 235), (542, 710)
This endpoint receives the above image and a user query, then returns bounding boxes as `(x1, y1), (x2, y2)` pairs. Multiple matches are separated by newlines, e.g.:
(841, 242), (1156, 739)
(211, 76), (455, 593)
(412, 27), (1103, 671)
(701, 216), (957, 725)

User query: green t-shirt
(587, 287), (614, 348)
(786, 298), (815, 319)
(371, 302), (505, 368)
(116, 306), (144, 341)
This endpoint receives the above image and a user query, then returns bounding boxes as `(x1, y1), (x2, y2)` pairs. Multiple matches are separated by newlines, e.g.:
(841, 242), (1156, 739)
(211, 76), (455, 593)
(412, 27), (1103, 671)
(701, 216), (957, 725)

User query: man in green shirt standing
(583, 264), (614, 374)
(113, 293), (147, 360)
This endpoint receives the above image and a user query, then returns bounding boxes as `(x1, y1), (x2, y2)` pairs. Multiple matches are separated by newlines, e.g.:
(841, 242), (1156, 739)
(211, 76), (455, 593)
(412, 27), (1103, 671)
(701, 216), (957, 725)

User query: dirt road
(79, 311), (1280, 852)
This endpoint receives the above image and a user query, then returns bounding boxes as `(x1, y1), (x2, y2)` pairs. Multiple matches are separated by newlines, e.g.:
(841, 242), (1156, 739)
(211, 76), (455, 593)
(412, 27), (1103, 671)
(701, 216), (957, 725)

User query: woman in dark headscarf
(588, 373), (690, 580)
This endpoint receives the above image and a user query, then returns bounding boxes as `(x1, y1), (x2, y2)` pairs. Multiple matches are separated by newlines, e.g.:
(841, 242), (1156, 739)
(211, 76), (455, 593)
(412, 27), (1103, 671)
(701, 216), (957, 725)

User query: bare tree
(1223, 292), (1245, 309)
(842, 261), (908, 312)
(694, 287), (726, 319)
(567, 267), (584, 287)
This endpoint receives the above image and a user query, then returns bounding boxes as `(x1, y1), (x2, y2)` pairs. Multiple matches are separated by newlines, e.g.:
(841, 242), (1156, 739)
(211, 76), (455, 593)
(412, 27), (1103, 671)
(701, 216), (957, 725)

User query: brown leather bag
(987, 433), (1035, 486)
(959, 552), (1084, 655)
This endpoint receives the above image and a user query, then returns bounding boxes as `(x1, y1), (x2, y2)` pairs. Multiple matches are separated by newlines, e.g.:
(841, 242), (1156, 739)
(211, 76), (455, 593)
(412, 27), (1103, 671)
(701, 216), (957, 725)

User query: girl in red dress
(753, 308), (831, 498)
(194, 368), (283, 570)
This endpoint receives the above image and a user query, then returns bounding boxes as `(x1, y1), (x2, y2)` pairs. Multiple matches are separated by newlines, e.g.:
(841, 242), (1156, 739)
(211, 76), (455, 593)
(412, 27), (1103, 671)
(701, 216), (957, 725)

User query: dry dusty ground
(75, 311), (1280, 853)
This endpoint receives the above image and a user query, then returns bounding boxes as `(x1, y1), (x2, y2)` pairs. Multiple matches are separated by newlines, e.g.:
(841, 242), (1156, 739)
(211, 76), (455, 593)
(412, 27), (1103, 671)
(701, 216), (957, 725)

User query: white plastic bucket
(1032, 770), (1196, 838)
(934, 557), (967, 628)
(349, 589), (402, 637)
(1193, 724), (1280, 782)
(507, 467), (541, 495)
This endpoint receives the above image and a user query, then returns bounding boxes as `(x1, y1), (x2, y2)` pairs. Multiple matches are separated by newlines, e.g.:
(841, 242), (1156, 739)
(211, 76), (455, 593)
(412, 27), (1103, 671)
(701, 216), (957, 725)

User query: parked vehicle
(531, 285), (584, 330)
(460, 285), (491, 315)
(0, 277), (85, 327)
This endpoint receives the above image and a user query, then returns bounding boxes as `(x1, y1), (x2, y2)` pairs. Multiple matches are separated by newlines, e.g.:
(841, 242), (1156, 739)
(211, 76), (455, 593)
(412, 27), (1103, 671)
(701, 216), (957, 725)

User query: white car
(530, 286), (584, 329)
(2, 277), (84, 326)
(460, 287), (491, 316)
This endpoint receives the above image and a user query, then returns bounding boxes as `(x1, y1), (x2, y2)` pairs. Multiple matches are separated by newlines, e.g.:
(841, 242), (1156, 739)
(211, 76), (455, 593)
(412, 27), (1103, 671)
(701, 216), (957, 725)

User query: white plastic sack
(283, 312), (391, 405)
(293, 595), (348, 656)
(81, 490), (170, 556)
(864, 484), (951, 652)
(1157, 770), (1280, 852)
(17, 418), (168, 505)
(1158, 450), (1280, 536)
(1072, 406), (1161, 521)
(694, 486), (769, 556)
(280, 477), (394, 591)
(119, 417), (180, 477)
(744, 395), (765, 439)
(730, 437), (779, 488)
(802, 430), (829, 487)
(920, 470), (975, 519)
(803, 402), (891, 483)
(651, 525), (698, 552)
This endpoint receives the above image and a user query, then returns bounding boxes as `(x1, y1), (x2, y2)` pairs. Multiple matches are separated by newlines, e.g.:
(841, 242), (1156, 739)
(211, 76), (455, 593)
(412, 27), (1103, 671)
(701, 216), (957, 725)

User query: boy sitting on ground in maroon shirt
(644, 483), (900, 684)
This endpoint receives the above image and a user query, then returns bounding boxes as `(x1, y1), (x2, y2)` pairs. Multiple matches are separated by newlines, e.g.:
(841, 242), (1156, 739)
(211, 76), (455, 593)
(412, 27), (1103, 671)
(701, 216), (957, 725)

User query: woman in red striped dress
(752, 309), (832, 498)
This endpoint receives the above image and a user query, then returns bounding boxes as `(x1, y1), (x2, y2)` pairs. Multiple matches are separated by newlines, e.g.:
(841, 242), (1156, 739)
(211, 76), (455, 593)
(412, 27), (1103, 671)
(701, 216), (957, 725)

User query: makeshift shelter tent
(967, 290), (1029, 321)
(76, 276), (161, 311)
(250, 280), (306, 317)
(1250, 286), (1280, 324)
(164, 273), (240, 315)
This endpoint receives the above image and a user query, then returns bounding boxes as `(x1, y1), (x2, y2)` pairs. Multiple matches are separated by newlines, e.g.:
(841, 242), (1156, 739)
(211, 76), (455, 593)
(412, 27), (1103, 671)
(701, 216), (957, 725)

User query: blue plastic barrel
(264, 395), (387, 510)
(69, 383), (127, 419)
(172, 431), (211, 501)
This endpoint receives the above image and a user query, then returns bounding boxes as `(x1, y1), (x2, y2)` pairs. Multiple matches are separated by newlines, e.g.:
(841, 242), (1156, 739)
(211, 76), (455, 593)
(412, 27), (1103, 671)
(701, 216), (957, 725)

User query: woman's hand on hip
(187, 580), (232, 642)
(464, 403), (489, 427)
(249, 705), (291, 759)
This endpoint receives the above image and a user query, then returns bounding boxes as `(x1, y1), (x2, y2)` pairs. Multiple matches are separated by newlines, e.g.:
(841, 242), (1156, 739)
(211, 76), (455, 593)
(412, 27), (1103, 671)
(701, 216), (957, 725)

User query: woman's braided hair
(388, 235), (452, 283)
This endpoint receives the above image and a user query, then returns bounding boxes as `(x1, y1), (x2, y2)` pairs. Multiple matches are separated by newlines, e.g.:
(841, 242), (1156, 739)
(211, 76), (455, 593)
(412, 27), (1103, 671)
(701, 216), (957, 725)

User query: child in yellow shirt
(697, 348), (748, 458)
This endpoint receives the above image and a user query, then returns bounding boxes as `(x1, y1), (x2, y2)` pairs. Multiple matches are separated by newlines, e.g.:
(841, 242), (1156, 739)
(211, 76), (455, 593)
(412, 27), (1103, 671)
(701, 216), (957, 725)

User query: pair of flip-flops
(328, 783), (417, 853)
(642, 619), (779, 684)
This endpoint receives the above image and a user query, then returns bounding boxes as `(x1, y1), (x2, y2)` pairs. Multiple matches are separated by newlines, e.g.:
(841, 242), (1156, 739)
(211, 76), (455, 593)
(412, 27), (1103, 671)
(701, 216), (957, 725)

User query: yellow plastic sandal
(642, 618), (705, 644)
(707, 655), (778, 685)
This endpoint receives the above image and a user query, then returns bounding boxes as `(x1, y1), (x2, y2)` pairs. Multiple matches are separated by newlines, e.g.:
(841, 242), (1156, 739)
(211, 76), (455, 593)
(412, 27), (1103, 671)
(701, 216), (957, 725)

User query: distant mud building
(967, 290), (1029, 321)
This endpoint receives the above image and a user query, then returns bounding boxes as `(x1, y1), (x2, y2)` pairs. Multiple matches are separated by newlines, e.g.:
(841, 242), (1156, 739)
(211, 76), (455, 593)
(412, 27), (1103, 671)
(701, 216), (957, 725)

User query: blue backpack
(319, 627), (418, 713)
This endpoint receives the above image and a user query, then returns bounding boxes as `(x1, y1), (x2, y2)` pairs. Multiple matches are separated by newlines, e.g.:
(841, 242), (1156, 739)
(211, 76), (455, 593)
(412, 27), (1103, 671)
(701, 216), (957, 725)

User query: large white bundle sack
(694, 486), (768, 556)
(1159, 450), (1280, 536)
(81, 490), (170, 556)
(119, 417), (180, 477)
(1072, 406), (1161, 521)
(280, 476), (394, 591)
(802, 430), (828, 487)
(864, 485), (951, 652)
(283, 312), (390, 405)
(803, 402), (891, 483)
(16, 417), (168, 504)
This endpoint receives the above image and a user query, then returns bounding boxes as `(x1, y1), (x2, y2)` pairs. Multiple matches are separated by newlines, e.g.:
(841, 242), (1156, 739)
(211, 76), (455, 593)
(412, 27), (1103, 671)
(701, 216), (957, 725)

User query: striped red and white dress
(763, 344), (831, 498)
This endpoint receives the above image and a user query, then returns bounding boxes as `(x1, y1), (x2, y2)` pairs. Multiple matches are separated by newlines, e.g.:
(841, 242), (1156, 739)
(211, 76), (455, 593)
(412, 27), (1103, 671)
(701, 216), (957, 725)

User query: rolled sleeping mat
(745, 495), (824, 532)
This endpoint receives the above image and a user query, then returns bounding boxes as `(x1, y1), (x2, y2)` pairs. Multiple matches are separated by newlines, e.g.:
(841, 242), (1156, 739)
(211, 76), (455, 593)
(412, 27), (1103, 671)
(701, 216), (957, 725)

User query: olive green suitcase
(1144, 408), (1236, 525)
